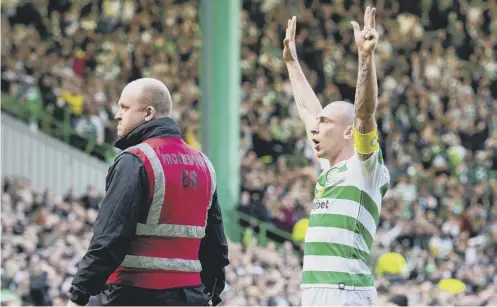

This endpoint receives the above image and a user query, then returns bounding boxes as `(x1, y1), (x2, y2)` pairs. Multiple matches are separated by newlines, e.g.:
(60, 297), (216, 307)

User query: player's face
(114, 90), (148, 138)
(311, 109), (351, 160)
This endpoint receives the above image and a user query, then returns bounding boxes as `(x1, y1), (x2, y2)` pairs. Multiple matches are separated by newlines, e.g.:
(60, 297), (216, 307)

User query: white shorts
(302, 287), (378, 306)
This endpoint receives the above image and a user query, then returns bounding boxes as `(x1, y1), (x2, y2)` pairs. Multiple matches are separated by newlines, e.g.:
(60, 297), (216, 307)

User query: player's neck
(327, 147), (354, 167)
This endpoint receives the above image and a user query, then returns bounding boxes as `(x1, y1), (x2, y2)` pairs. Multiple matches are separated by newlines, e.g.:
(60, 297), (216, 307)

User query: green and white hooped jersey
(301, 149), (390, 290)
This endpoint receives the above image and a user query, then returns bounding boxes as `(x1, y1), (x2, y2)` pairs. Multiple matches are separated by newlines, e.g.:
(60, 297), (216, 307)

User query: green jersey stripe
(304, 226), (370, 254)
(318, 186), (379, 222)
(380, 183), (388, 198)
(308, 214), (373, 248)
(378, 148), (384, 165)
(302, 271), (374, 287)
(304, 242), (369, 262)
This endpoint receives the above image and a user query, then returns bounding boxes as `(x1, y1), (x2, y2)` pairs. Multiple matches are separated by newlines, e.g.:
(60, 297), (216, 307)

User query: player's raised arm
(283, 17), (323, 145)
(351, 7), (380, 161)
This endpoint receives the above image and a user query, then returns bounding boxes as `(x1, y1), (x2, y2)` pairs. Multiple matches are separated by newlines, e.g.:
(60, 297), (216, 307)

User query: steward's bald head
(123, 78), (172, 118)
(115, 78), (174, 137)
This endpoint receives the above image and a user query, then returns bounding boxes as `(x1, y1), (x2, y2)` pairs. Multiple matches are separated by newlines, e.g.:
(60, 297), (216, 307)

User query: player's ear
(344, 126), (353, 140)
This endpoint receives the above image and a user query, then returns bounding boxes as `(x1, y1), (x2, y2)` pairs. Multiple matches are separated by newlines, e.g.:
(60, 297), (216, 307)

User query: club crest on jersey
(316, 186), (325, 197)
(326, 164), (347, 186)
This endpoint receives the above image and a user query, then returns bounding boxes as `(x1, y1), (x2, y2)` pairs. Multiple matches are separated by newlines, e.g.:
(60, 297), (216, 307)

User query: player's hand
(283, 16), (298, 63)
(351, 6), (379, 57)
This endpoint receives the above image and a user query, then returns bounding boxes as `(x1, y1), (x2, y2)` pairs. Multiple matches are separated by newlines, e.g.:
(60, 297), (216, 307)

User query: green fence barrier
(1, 93), (116, 163)
(236, 211), (302, 249)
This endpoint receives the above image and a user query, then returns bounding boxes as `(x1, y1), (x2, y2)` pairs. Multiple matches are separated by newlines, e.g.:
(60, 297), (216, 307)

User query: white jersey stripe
(303, 255), (371, 275)
(301, 284), (375, 290)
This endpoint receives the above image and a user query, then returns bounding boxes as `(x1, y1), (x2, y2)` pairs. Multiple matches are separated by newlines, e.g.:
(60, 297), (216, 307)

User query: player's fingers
(364, 6), (371, 29)
(283, 38), (290, 49)
(370, 7), (376, 29)
(291, 16), (297, 38)
(364, 31), (377, 40)
(351, 21), (360, 34)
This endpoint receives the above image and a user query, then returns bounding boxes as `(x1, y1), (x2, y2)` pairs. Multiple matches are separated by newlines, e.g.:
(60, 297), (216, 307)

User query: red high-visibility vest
(106, 137), (216, 289)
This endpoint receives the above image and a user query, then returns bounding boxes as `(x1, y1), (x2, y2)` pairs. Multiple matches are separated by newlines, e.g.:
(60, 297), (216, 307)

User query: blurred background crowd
(2, 0), (497, 305)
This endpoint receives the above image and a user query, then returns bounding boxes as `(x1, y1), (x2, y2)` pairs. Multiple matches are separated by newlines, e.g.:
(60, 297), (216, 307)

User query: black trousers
(100, 284), (210, 306)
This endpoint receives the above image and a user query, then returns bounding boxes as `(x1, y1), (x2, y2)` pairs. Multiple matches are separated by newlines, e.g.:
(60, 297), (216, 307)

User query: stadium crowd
(2, 0), (497, 305)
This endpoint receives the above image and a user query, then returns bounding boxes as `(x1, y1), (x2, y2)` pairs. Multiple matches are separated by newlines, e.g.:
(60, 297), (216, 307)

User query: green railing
(1, 93), (116, 163)
(236, 210), (302, 248)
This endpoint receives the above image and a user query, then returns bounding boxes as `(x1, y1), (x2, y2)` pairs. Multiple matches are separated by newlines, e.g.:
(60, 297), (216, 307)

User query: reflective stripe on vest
(134, 143), (166, 225)
(121, 255), (202, 272)
(200, 152), (216, 211)
(126, 143), (206, 238)
(136, 223), (205, 238)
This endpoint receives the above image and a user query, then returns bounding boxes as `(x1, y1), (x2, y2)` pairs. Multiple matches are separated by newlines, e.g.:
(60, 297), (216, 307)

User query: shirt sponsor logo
(312, 199), (329, 210)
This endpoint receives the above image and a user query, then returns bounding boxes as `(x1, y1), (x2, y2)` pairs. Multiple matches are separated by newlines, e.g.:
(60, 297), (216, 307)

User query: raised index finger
(370, 7), (376, 29)
(291, 16), (297, 39)
(286, 19), (291, 39)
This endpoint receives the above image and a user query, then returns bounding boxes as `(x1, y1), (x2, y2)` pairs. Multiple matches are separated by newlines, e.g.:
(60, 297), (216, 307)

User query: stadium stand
(2, 0), (497, 305)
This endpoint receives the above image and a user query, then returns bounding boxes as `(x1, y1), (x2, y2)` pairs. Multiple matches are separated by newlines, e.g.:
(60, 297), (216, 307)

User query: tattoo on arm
(354, 56), (377, 161)
(357, 60), (368, 87)
(354, 59), (369, 134)
(295, 94), (309, 112)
